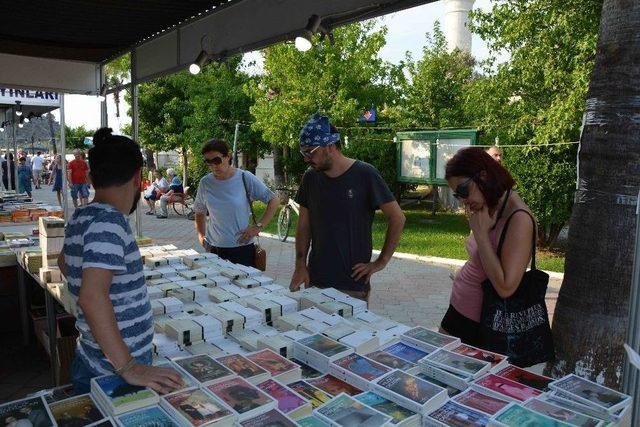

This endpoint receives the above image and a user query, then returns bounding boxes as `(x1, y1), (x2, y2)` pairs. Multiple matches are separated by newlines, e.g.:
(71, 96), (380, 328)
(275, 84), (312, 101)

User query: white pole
(60, 96), (69, 220)
(233, 122), (240, 167)
(100, 65), (108, 128)
(130, 50), (143, 238)
(11, 108), (17, 191)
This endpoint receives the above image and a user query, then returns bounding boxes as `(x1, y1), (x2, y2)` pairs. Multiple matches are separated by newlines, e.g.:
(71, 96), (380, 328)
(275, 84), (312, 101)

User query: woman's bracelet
(114, 356), (136, 376)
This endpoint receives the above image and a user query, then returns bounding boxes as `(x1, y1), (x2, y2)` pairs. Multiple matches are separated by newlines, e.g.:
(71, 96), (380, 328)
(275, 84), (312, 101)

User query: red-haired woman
(440, 147), (535, 346)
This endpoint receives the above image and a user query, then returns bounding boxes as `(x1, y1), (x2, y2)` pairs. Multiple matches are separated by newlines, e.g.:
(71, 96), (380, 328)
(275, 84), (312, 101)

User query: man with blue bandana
(290, 113), (406, 301)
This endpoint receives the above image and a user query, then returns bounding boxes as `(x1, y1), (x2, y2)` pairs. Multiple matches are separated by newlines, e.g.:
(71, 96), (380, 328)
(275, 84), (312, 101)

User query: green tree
(247, 21), (402, 185)
(467, 0), (601, 246)
(64, 125), (95, 150)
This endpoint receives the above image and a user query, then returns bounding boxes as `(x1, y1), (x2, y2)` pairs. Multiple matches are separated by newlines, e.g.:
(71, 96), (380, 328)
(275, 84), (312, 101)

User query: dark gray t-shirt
(295, 160), (395, 291)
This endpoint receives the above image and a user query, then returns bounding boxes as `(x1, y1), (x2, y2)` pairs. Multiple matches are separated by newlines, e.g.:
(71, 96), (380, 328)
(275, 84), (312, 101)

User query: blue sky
(61, 0), (501, 130)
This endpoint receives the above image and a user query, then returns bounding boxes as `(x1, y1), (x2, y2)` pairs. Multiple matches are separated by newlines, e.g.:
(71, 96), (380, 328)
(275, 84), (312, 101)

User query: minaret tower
(442, 0), (475, 52)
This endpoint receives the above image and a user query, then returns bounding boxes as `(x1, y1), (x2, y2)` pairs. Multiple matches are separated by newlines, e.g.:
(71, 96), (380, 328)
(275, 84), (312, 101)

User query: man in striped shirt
(59, 128), (182, 394)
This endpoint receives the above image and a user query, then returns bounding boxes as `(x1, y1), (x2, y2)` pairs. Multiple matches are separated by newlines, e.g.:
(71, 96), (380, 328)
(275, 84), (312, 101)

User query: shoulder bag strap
(496, 208), (538, 271)
(241, 171), (259, 227)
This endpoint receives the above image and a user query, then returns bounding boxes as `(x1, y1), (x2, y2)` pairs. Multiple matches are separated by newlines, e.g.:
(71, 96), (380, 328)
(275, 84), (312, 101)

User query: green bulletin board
(396, 129), (479, 185)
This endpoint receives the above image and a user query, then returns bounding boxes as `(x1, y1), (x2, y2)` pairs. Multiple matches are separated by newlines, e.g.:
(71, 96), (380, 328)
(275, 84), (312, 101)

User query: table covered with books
(0, 217), (633, 427)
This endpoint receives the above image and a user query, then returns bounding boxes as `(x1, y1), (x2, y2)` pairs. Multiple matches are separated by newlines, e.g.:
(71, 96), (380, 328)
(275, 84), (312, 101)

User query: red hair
(445, 147), (515, 209)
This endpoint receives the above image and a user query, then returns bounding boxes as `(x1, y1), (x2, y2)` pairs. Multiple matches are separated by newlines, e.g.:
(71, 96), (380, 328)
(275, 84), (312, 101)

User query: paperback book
(288, 381), (333, 409)
(291, 359), (324, 380)
(422, 348), (491, 379)
(215, 354), (270, 384)
(247, 349), (302, 383)
(298, 415), (332, 427)
(160, 388), (236, 427)
(381, 342), (428, 364)
(372, 370), (448, 415)
(451, 344), (509, 370)
(425, 400), (490, 427)
(307, 375), (363, 397)
(401, 327), (460, 352)
(365, 351), (417, 372)
(0, 396), (56, 427)
(173, 354), (235, 385)
(472, 374), (541, 403)
(548, 374), (631, 414)
(240, 409), (299, 427)
(330, 354), (391, 390)
(490, 402), (572, 427)
(90, 374), (159, 416)
(452, 389), (510, 415)
(294, 334), (354, 372)
(205, 376), (277, 421)
(315, 393), (393, 427)
(257, 379), (313, 419)
(523, 397), (603, 427)
(354, 392), (420, 427)
(115, 405), (179, 427)
(495, 365), (553, 392)
(49, 393), (105, 426)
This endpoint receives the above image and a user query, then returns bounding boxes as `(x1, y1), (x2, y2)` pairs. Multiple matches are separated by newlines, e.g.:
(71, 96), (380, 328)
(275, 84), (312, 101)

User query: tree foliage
(467, 0), (601, 246)
(64, 125), (95, 150)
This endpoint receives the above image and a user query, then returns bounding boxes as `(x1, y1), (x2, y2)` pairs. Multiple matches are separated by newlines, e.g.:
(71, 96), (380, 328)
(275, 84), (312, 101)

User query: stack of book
(247, 349), (302, 384)
(173, 354), (235, 385)
(355, 391), (421, 427)
(306, 375), (364, 397)
(419, 348), (492, 390)
(401, 327), (461, 353)
(90, 374), (159, 416)
(293, 334), (354, 372)
(160, 387), (237, 426)
(257, 379), (313, 419)
(314, 393), (393, 426)
(372, 370), (448, 416)
(216, 354), (271, 385)
(329, 353), (391, 391)
(115, 405), (178, 427)
(205, 376), (277, 421)
(0, 396), (57, 427)
(218, 302), (262, 330)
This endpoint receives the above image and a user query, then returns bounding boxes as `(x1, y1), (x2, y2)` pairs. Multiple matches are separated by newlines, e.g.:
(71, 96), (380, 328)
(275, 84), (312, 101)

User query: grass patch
(255, 203), (565, 273)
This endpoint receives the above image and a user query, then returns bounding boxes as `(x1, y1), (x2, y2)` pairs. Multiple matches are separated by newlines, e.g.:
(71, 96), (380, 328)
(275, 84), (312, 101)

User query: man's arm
(79, 268), (183, 393)
(289, 205), (311, 291)
(352, 201), (405, 283)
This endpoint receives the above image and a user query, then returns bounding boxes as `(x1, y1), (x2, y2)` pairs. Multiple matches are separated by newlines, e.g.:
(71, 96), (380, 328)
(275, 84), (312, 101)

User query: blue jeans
(70, 183), (89, 200)
(71, 349), (152, 394)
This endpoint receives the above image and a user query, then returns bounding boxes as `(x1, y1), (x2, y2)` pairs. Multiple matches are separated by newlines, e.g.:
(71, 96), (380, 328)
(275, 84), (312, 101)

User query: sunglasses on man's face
(299, 145), (321, 159)
(453, 176), (475, 200)
(204, 156), (225, 165)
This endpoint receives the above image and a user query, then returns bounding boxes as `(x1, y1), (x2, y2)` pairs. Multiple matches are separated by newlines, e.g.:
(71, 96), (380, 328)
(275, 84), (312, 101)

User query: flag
(358, 104), (376, 122)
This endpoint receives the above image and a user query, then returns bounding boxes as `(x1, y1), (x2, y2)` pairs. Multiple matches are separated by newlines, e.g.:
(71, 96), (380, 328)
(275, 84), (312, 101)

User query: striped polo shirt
(63, 202), (153, 375)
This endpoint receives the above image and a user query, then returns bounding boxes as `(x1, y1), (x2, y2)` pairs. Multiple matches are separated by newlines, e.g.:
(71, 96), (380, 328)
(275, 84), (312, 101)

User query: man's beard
(129, 190), (141, 214)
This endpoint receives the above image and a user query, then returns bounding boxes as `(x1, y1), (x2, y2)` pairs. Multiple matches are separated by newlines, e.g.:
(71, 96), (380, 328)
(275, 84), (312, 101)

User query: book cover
(93, 375), (157, 409)
(206, 376), (274, 415)
(216, 354), (268, 380)
(162, 388), (233, 426)
(403, 327), (458, 348)
(316, 393), (392, 427)
(375, 370), (444, 405)
(298, 415), (332, 427)
(116, 406), (178, 427)
(355, 392), (417, 424)
(298, 334), (351, 357)
(524, 398), (602, 427)
(427, 400), (490, 426)
(492, 403), (571, 427)
(291, 358), (323, 380)
(174, 354), (234, 384)
(382, 342), (428, 363)
(87, 418), (116, 426)
(365, 351), (416, 371)
(414, 371), (463, 397)
(425, 349), (489, 378)
(257, 379), (308, 414)
(247, 349), (299, 377)
(288, 381), (332, 409)
(0, 396), (55, 427)
(496, 365), (552, 391)
(333, 354), (391, 381)
(452, 344), (507, 368)
(453, 389), (509, 415)
(475, 374), (541, 402)
(240, 409), (298, 427)
(307, 375), (363, 397)
(49, 394), (104, 426)
(549, 374), (630, 413)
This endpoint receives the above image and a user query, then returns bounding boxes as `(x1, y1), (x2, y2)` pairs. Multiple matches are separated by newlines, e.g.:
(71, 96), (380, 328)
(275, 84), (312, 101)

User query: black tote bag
(479, 209), (554, 367)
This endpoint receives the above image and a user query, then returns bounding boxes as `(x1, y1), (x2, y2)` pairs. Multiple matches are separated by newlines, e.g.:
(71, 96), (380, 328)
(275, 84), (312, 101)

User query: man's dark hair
(88, 128), (143, 189)
(201, 139), (232, 164)
(37, 151), (41, 155)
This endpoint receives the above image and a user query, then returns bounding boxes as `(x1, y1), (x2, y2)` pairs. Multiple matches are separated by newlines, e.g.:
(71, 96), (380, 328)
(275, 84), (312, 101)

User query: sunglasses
(299, 145), (321, 159)
(453, 176), (475, 200)
(204, 156), (225, 165)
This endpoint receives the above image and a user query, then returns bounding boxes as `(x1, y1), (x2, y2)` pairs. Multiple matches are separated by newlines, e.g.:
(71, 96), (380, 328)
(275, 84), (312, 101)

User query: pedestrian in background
(68, 149), (90, 208)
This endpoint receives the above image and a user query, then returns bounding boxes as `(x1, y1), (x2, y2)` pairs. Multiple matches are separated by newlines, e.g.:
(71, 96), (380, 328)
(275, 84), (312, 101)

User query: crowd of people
(55, 114), (541, 394)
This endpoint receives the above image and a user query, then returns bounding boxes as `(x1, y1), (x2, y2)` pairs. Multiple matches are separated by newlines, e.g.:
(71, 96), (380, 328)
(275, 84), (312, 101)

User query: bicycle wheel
(277, 205), (292, 242)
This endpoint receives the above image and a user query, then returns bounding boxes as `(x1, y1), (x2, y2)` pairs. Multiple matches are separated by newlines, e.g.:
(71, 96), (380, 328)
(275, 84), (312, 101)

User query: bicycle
(277, 188), (299, 242)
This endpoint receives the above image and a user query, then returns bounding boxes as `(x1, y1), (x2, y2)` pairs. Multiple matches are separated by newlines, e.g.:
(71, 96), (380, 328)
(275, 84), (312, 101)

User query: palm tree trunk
(547, 0), (640, 389)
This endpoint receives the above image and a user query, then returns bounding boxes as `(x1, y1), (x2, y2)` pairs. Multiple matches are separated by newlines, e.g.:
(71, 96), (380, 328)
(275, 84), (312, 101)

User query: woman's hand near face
(468, 205), (494, 237)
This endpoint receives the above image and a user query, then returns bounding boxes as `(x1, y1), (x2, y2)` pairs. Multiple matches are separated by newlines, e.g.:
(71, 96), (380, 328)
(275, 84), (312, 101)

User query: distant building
(443, 0), (475, 53)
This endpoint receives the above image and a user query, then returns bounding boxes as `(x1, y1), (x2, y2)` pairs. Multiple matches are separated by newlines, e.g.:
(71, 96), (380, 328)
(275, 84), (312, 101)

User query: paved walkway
(25, 184), (560, 329)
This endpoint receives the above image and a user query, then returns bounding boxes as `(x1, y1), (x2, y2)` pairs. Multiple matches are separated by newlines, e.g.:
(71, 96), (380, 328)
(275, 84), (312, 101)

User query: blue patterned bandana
(299, 113), (340, 147)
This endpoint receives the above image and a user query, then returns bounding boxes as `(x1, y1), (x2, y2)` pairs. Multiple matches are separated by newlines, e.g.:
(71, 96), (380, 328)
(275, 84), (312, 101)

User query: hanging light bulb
(0, 122), (5, 132)
(190, 50), (209, 74)
(295, 15), (321, 52)
(23, 115), (30, 124)
(294, 36), (312, 52)
(15, 101), (22, 116)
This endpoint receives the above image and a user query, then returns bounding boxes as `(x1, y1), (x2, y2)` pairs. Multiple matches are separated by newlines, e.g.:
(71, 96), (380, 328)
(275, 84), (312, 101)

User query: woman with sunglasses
(440, 147), (535, 346)
(193, 139), (280, 267)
